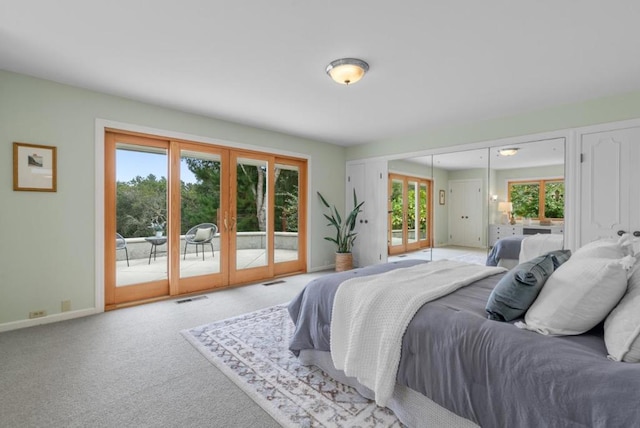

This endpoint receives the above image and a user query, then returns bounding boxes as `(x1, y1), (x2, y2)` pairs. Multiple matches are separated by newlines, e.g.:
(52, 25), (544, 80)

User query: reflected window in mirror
(508, 178), (564, 220)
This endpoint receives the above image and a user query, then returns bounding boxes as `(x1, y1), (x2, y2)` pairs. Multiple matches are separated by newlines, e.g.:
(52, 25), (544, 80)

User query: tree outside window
(508, 179), (564, 220)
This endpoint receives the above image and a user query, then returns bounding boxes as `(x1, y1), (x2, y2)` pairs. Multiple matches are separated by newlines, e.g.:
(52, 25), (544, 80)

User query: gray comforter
(486, 235), (524, 266)
(288, 261), (640, 428)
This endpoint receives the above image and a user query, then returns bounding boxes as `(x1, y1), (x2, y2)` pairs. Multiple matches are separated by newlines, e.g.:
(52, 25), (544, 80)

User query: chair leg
(210, 242), (214, 258)
(125, 248), (129, 267)
(184, 242), (188, 260)
(201, 243), (205, 261)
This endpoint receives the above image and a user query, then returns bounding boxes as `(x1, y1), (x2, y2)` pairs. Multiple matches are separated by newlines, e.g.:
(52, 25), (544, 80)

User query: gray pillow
(486, 250), (571, 322)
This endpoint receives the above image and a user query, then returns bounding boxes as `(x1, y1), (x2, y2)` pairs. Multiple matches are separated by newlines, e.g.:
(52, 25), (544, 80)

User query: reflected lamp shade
(326, 58), (369, 85)
(498, 202), (513, 213)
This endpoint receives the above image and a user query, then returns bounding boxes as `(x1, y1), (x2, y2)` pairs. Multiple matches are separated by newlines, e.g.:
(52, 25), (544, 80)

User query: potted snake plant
(318, 189), (364, 271)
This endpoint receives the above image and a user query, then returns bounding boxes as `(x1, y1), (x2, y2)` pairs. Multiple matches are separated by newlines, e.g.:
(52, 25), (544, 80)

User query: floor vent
(176, 295), (208, 304)
(263, 280), (286, 286)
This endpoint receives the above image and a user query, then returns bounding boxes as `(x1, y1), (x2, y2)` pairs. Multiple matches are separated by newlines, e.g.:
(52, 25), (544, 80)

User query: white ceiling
(2, 1), (640, 146)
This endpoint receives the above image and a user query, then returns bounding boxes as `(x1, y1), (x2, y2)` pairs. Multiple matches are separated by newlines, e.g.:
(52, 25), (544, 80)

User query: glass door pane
(274, 163), (299, 264)
(407, 179), (418, 245)
(115, 144), (168, 287)
(235, 157), (269, 270)
(179, 150), (221, 278)
(419, 182), (429, 242)
(388, 177), (405, 253)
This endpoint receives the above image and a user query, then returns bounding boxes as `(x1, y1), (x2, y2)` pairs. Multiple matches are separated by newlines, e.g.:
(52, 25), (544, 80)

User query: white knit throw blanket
(330, 260), (506, 407)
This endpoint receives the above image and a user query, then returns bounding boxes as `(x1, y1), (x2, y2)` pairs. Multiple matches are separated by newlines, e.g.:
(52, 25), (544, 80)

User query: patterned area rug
(181, 304), (402, 427)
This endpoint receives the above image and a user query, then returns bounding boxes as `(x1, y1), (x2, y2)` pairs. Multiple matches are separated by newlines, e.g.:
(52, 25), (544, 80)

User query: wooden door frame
(105, 132), (171, 309)
(170, 141), (230, 295)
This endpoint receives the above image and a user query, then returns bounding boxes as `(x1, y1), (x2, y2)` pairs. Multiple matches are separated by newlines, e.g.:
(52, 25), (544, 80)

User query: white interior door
(579, 127), (640, 244)
(347, 161), (387, 267)
(449, 179), (483, 247)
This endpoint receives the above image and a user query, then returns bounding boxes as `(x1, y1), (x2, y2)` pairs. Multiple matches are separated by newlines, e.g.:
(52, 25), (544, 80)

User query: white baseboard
(0, 308), (100, 333)
(308, 263), (335, 272)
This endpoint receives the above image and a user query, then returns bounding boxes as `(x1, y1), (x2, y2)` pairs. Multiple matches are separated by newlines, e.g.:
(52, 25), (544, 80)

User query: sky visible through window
(116, 150), (197, 184)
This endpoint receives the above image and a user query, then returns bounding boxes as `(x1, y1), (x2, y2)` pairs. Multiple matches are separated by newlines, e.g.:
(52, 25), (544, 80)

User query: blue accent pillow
(486, 249), (571, 322)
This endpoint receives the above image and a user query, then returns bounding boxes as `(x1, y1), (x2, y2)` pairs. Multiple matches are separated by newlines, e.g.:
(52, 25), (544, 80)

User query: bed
(487, 233), (564, 268)
(288, 253), (640, 427)
(486, 235), (525, 268)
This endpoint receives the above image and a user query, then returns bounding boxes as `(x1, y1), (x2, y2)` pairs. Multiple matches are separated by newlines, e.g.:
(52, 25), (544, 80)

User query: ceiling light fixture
(326, 58), (369, 85)
(498, 148), (519, 157)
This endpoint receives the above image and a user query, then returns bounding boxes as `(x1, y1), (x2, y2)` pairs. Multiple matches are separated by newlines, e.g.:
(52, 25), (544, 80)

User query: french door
(105, 131), (306, 309)
(388, 173), (432, 255)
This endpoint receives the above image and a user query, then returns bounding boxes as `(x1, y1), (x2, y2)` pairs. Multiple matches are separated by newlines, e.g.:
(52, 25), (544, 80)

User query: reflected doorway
(388, 173), (432, 255)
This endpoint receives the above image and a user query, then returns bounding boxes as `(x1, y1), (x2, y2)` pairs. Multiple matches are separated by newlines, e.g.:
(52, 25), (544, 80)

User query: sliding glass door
(105, 131), (307, 309)
(105, 133), (170, 306)
(388, 173), (432, 255)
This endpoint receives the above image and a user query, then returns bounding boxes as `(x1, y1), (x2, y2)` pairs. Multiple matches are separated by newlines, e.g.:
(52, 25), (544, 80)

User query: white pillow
(604, 262), (640, 362)
(193, 227), (212, 242)
(516, 255), (635, 336)
(572, 236), (632, 260)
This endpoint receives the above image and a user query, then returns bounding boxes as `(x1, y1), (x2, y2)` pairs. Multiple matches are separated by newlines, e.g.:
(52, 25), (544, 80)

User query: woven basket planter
(335, 252), (353, 272)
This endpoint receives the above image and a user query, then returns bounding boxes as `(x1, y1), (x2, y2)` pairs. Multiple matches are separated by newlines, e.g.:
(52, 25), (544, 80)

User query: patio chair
(116, 233), (129, 267)
(184, 223), (218, 260)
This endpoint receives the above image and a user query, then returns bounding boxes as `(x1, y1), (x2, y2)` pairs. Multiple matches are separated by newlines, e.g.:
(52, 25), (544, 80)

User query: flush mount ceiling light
(498, 148), (519, 157)
(325, 58), (369, 85)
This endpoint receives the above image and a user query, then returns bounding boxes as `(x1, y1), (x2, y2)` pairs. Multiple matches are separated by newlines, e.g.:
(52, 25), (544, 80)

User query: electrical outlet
(61, 300), (71, 312)
(29, 310), (46, 319)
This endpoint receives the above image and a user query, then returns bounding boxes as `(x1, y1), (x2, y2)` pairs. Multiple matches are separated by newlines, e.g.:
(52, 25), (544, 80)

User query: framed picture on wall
(439, 189), (445, 205)
(13, 142), (57, 192)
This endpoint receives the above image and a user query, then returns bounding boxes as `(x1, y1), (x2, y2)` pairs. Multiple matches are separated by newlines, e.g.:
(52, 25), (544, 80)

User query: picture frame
(439, 189), (445, 205)
(13, 142), (57, 192)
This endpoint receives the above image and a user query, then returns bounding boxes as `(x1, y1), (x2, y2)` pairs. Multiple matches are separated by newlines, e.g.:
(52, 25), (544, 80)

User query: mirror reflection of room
(388, 148), (491, 265)
(487, 138), (565, 268)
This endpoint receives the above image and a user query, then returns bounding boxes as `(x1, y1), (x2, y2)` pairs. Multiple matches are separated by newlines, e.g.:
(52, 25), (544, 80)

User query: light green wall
(346, 91), (640, 161)
(431, 167), (450, 246)
(387, 159), (429, 177)
(0, 70), (345, 325)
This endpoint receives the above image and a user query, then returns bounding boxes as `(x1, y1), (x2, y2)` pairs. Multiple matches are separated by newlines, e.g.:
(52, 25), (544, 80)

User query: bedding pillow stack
(604, 252), (640, 362)
(485, 249), (571, 322)
(517, 237), (635, 336)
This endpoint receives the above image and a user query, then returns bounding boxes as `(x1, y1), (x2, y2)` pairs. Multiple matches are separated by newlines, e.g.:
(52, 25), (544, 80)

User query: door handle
(617, 230), (626, 236)
(231, 216), (237, 232)
(634, 231), (640, 237)
(224, 211), (229, 232)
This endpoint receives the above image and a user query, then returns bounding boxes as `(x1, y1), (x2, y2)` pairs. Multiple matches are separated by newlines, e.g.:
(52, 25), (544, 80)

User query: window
(508, 179), (564, 220)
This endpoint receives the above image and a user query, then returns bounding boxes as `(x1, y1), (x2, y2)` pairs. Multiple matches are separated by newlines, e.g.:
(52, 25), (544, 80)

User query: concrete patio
(116, 233), (300, 286)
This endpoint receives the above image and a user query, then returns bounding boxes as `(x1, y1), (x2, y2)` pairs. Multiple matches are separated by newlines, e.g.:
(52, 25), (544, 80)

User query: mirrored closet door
(488, 139), (566, 259)
(430, 148), (489, 263)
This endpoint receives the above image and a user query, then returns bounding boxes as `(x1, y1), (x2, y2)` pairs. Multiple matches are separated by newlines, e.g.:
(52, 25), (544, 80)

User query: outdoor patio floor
(116, 249), (298, 286)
